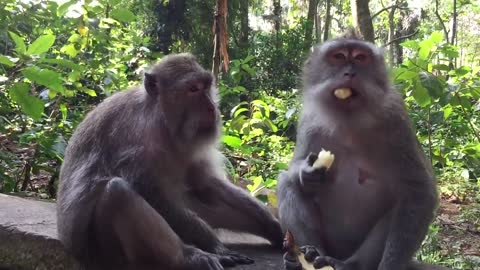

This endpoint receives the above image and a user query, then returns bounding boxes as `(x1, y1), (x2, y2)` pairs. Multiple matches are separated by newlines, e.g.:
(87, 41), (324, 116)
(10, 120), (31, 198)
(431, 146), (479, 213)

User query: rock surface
(0, 194), (284, 270)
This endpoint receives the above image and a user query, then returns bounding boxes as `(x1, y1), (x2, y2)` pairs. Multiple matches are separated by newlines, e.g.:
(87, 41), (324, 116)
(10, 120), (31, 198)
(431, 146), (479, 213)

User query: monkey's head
(143, 53), (221, 146)
(302, 33), (391, 130)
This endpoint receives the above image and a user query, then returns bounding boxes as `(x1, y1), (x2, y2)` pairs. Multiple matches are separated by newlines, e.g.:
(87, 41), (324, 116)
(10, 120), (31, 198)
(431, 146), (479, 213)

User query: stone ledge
(0, 194), (283, 270)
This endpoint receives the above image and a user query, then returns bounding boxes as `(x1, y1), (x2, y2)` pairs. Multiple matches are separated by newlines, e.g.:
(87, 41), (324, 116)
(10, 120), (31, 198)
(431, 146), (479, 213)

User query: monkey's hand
(213, 245), (254, 266)
(283, 246), (334, 270)
(299, 152), (330, 189)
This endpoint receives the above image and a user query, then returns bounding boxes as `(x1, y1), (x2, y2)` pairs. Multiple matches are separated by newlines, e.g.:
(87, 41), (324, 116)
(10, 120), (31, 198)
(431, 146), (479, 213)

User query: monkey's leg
(276, 171), (329, 270)
(186, 177), (283, 248)
(328, 211), (392, 270)
(93, 177), (225, 270)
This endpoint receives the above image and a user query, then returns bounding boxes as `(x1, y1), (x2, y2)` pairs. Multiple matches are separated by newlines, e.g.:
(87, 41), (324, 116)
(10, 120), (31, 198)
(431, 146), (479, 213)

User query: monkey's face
(303, 39), (391, 126)
(144, 54), (221, 146)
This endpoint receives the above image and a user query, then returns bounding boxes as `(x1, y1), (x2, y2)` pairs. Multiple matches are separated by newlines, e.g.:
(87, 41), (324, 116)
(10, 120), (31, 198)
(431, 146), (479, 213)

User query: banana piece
(333, 88), (352, 99)
(283, 230), (335, 270)
(312, 149), (335, 170)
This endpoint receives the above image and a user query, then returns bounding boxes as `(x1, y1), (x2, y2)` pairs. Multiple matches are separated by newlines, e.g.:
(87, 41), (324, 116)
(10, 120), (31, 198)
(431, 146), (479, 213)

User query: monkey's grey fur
(56, 53), (283, 270)
(277, 33), (452, 270)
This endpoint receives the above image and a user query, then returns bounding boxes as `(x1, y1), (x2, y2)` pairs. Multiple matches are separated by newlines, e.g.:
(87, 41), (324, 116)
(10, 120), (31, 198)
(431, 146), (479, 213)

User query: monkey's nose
(344, 72), (356, 78)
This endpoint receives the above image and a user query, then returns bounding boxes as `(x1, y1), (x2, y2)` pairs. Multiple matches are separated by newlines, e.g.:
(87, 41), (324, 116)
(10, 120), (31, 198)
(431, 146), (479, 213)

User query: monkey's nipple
(333, 88), (352, 100)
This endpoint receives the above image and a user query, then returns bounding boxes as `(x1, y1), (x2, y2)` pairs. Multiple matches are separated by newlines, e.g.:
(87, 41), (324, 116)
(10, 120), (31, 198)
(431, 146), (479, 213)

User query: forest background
(1, 0), (479, 269)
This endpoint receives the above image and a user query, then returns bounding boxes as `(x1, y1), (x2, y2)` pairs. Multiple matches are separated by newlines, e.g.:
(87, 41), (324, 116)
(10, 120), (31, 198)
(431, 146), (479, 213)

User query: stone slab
(0, 194), (283, 269)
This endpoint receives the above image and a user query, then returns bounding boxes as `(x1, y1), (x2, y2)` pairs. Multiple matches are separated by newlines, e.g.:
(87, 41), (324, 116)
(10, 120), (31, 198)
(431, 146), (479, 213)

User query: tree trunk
(239, 0), (249, 50)
(305, 0), (319, 51)
(387, 3), (397, 65)
(212, 0), (229, 78)
(350, 0), (375, 42)
(323, 0), (332, 42)
(451, 0), (457, 45)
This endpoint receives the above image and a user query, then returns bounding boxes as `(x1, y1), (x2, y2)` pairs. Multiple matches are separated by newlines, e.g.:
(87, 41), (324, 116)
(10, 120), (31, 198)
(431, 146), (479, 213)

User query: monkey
(276, 31), (452, 270)
(56, 53), (283, 270)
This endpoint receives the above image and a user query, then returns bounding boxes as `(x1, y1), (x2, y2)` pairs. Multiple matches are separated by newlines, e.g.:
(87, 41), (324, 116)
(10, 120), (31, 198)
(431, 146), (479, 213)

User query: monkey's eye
(189, 86), (200, 93)
(354, 54), (366, 61)
(333, 53), (346, 61)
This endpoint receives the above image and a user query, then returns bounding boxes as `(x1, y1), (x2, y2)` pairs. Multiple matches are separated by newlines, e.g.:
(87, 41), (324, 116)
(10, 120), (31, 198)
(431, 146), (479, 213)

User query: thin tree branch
(434, 0), (449, 42)
(382, 29), (419, 47)
(371, 4), (407, 20)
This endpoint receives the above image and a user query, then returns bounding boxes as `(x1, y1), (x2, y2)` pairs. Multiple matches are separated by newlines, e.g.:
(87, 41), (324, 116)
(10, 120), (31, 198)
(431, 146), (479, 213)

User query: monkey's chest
(314, 159), (393, 257)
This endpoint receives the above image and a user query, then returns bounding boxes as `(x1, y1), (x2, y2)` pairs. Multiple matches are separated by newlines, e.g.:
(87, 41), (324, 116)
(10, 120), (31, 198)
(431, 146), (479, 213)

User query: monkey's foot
(183, 246), (224, 270)
(214, 246), (254, 267)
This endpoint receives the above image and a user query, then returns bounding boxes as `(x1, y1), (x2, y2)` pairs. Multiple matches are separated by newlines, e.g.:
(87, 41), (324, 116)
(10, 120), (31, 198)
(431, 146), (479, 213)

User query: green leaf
(432, 64), (449, 71)
(443, 105), (453, 120)
(8, 82), (44, 120)
(454, 66), (470, 77)
(26, 35), (56, 55)
(57, 0), (77, 16)
(395, 69), (418, 81)
(412, 83), (431, 107)
(111, 8), (136, 23)
(243, 55), (255, 63)
(22, 66), (65, 94)
(263, 118), (278, 132)
(419, 72), (444, 99)
(41, 58), (84, 71)
(222, 135), (243, 149)
(82, 88), (97, 97)
(400, 40), (419, 50)
(275, 162), (289, 170)
(233, 107), (249, 118)
(0, 55), (15, 67)
(241, 64), (255, 76)
(8, 31), (26, 54)
(60, 103), (67, 121)
(470, 87), (480, 99)
(430, 31), (444, 44)
(60, 44), (79, 57)
(418, 40), (434, 60)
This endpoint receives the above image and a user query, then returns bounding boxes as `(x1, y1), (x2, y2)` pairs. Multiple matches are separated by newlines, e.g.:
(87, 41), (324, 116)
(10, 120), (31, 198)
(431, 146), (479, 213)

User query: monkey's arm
(186, 175), (283, 248)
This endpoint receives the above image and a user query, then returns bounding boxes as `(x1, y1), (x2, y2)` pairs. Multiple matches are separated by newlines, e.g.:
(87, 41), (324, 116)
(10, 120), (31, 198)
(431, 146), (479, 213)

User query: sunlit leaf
(8, 31), (26, 54)
(395, 69), (418, 81)
(0, 55), (15, 67)
(60, 44), (79, 57)
(22, 66), (65, 94)
(443, 105), (453, 120)
(400, 40), (419, 50)
(8, 82), (44, 120)
(82, 88), (97, 97)
(60, 103), (67, 121)
(26, 35), (56, 55)
(222, 135), (242, 149)
(430, 31), (444, 44)
(418, 40), (434, 60)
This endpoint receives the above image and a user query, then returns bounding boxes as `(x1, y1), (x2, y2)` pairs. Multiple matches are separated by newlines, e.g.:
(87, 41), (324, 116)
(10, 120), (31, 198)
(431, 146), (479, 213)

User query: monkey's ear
(144, 72), (158, 96)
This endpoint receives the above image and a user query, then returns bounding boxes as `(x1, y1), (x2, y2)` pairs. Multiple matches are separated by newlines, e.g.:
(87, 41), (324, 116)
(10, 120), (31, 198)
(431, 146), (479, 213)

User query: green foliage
(394, 31), (480, 197)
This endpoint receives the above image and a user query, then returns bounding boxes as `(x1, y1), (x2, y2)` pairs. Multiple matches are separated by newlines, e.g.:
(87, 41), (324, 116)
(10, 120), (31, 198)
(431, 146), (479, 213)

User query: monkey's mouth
(332, 87), (359, 100)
